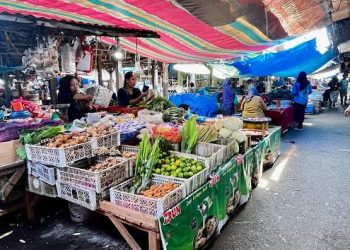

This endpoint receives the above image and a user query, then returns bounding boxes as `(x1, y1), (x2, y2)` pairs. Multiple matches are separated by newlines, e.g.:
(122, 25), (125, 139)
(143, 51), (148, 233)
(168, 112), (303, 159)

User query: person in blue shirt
(292, 71), (313, 130)
(222, 78), (237, 116)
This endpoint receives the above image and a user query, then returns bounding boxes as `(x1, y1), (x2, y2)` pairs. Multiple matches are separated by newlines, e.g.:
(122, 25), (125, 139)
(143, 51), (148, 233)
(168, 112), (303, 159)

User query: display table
(24, 127), (281, 250)
(158, 127), (280, 250)
(265, 106), (294, 133)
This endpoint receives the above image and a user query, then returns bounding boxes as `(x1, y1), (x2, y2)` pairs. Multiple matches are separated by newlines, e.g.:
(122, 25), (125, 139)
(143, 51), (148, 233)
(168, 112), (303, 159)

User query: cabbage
(219, 128), (232, 138)
(222, 117), (243, 131)
(230, 131), (247, 144)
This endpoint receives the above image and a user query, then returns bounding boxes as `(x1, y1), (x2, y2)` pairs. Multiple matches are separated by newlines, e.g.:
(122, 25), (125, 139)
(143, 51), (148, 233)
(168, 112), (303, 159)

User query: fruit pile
(153, 152), (205, 178)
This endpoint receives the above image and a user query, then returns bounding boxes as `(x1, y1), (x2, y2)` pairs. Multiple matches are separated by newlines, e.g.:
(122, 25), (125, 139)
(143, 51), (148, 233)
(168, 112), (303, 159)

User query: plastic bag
(137, 109), (164, 124)
(150, 123), (181, 143)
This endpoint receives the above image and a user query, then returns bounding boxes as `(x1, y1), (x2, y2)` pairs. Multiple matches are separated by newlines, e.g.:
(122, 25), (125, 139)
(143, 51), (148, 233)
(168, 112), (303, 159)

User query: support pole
(161, 62), (169, 98)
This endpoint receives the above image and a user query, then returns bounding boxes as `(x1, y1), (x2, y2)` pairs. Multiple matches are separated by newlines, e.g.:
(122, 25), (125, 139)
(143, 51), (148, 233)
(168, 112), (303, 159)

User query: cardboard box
(0, 140), (21, 167)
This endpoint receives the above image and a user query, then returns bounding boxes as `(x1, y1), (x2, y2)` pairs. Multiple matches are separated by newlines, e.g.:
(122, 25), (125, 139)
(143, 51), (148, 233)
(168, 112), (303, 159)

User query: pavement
(1, 106), (350, 250)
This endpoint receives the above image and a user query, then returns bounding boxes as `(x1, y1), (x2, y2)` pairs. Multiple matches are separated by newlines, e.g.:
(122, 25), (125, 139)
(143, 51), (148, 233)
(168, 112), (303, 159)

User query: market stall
(265, 106), (294, 133)
(18, 100), (281, 249)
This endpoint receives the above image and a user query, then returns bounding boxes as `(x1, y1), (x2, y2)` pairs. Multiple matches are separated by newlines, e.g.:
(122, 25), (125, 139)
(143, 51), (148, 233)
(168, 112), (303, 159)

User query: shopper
(117, 71), (154, 107)
(339, 73), (349, 105)
(222, 78), (236, 116)
(241, 85), (267, 118)
(292, 71), (312, 130)
(58, 75), (95, 122)
(328, 76), (340, 107)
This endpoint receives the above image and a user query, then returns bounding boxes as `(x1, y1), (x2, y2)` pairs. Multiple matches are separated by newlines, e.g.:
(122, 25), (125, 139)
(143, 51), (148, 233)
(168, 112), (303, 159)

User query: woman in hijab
(292, 71), (313, 130)
(222, 78), (236, 116)
(241, 85), (267, 118)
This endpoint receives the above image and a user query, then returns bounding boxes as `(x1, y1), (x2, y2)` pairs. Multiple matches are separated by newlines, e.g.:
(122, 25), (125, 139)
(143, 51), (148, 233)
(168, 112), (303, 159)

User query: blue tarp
(230, 39), (337, 77)
(169, 93), (218, 117)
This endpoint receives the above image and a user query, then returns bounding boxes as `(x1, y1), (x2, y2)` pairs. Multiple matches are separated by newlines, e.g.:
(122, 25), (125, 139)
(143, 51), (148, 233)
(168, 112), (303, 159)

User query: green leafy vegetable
(132, 135), (161, 194)
(145, 97), (174, 112)
(181, 116), (198, 154)
(20, 125), (65, 145)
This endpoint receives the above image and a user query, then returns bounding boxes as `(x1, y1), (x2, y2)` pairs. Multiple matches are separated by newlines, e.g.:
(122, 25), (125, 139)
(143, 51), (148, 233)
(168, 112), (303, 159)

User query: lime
(179, 163), (185, 168)
(196, 165), (203, 171)
(164, 172), (170, 176)
(191, 160), (197, 165)
(155, 168), (161, 174)
(178, 172), (184, 178)
(165, 159), (170, 164)
(171, 165), (177, 171)
(191, 166), (197, 172)
(188, 172), (194, 177)
(170, 158), (175, 162)
(176, 168), (182, 174)
(171, 172), (178, 177)
(166, 166), (172, 171)
(183, 172), (189, 178)
(186, 163), (192, 167)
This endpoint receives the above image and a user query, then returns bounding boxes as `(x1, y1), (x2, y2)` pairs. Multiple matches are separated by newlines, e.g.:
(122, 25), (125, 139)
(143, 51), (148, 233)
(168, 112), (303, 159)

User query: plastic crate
(109, 176), (185, 217)
(57, 157), (130, 193)
(25, 142), (93, 168)
(90, 132), (121, 149)
(27, 161), (56, 185)
(176, 142), (226, 173)
(27, 175), (57, 198)
(27, 161), (40, 177)
(119, 145), (139, 170)
(56, 181), (108, 210)
(153, 165), (209, 196)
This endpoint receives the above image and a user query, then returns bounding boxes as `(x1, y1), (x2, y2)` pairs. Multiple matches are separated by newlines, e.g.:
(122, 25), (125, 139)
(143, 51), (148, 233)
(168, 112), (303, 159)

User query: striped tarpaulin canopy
(0, 0), (331, 63)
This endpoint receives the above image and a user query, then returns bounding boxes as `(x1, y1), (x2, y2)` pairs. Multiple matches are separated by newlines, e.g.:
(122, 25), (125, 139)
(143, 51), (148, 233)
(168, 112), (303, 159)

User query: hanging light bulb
(113, 47), (124, 60)
(107, 38), (124, 60)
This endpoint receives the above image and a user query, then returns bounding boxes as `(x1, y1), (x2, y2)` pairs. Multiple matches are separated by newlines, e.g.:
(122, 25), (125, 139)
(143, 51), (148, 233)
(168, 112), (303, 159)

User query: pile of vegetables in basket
(19, 125), (65, 145)
(197, 124), (219, 143)
(145, 96), (174, 112)
(163, 107), (186, 124)
(215, 117), (247, 145)
(140, 183), (179, 198)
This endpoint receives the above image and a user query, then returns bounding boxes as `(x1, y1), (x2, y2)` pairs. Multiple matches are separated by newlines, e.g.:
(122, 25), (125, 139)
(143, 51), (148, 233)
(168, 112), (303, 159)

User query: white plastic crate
(90, 132), (121, 149)
(109, 176), (185, 217)
(25, 142), (93, 168)
(27, 161), (40, 177)
(27, 174), (57, 198)
(153, 165), (209, 196)
(119, 145), (139, 171)
(173, 142), (225, 173)
(57, 157), (131, 193)
(56, 181), (108, 210)
(28, 161), (56, 185)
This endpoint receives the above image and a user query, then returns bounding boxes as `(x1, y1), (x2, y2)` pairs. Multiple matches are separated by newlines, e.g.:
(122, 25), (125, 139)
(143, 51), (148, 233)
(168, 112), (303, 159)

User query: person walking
(328, 76), (340, 107)
(292, 72), (313, 130)
(339, 73), (349, 105)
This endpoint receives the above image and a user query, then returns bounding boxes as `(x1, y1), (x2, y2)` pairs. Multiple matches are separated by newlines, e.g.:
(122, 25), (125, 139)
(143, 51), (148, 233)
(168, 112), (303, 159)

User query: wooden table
(100, 201), (161, 250)
(0, 161), (26, 217)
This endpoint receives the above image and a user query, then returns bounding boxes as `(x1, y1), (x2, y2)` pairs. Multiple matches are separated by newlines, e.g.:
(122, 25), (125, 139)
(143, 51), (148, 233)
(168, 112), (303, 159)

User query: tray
(27, 174), (57, 198)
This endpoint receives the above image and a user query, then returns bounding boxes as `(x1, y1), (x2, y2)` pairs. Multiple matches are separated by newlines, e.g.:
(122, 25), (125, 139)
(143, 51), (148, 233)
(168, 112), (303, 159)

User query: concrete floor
(209, 107), (350, 250)
(1, 107), (350, 250)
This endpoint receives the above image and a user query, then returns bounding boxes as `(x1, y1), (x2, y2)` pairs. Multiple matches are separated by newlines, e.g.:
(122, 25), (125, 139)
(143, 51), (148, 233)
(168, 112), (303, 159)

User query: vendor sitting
(58, 75), (95, 122)
(117, 72), (154, 107)
(241, 86), (267, 118)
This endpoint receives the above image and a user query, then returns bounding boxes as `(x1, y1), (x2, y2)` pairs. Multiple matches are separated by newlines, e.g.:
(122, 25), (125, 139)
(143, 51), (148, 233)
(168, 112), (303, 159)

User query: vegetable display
(140, 183), (179, 198)
(197, 125), (218, 143)
(145, 96), (174, 112)
(132, 135), (161, 194)
(93, 146), (136, 158)
(46, 132), (89, 148)
(213, 117), (247, 145)
(87, 157), (120, 172)
(114, 119), (145, 134)
(181, 117), (198, 153)
(153, 152), (204, 178)
(163, 107), (186, 124)
(20, 125), (65, 145)
(150, 124), (182, 144)
(86, 124), (116, 137)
